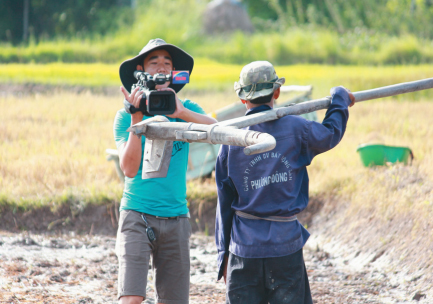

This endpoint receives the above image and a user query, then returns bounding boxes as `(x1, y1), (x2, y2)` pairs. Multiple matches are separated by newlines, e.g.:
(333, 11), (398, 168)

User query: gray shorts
(116, 210), (191, 303)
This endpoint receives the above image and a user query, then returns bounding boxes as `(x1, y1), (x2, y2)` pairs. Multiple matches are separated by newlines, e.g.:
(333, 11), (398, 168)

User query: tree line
(2, 0), (433, 44)
(0, 0), (134, 44)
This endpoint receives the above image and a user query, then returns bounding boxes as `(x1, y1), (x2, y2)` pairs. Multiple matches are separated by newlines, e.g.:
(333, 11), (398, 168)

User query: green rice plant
(1, 62), (433, 100)
(0, 63), (119, 86)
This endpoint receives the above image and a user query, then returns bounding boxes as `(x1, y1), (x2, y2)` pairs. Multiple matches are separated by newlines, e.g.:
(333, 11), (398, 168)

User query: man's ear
(273, 87), (280, 100)
(136, 65), (143, 71)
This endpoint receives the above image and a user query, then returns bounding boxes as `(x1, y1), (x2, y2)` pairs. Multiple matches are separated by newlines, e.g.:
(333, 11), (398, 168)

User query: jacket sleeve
(214, 145), (236, 281)
(304, 86), (351, 160)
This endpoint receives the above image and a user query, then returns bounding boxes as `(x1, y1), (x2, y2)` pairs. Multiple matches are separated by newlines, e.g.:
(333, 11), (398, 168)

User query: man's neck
(245, 99), (274, 110)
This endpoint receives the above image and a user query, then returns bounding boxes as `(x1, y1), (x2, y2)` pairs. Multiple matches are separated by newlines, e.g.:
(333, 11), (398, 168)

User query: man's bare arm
(119, 86), (145, 178)
(176, 109), (217, 124)
(159, 87), (217, 124)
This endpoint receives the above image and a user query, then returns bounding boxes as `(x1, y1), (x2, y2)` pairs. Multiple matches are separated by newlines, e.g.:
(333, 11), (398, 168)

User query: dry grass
(0, 92), (124, 207)
(308, 100), (433, 284)
(309, 100), (433, 222)
(0, 91), (432, 226)
(0, 90), (235, 207)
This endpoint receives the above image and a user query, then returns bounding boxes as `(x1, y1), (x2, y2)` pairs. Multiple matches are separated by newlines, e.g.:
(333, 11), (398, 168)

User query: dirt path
(1, 232), (431, 304)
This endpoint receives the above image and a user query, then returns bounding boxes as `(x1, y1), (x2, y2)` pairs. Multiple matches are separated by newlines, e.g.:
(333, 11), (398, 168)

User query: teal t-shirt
(113, 99), (206, 217)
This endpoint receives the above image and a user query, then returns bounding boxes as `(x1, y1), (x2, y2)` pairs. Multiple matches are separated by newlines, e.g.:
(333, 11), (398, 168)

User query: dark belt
(235, 210), (297, 222)
(144, 212), (190, 220)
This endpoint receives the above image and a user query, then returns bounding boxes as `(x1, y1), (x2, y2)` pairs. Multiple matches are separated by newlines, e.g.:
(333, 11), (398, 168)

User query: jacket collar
(245, 105), (272, 116)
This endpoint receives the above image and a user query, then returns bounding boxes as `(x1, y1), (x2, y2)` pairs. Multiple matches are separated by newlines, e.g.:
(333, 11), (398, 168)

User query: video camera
(123, 70), (190, 116)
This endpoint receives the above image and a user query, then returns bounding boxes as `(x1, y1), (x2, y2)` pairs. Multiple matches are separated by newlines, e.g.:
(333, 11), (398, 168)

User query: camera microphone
(134, 71), (146, 80)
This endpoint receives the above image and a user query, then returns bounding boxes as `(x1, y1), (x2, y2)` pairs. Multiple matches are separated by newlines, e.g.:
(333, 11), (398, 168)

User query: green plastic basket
(356, 144), (414, 167)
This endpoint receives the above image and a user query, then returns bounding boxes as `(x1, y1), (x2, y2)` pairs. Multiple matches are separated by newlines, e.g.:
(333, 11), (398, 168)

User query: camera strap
(123, 98), (154, 117)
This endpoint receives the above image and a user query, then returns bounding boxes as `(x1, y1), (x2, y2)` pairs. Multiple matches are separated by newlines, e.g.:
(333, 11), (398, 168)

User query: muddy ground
(0, 197), (432, 304)
(0, 230), (430, 304)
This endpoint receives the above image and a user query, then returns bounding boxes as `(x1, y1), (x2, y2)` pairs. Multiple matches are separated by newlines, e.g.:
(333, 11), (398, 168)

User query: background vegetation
(2, 0), (433, 65)
(0, 0), (129, 44)
(2, 61), (433, 99)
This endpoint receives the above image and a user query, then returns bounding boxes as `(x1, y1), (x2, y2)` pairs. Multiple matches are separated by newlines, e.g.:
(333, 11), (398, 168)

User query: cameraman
(114, 38), (217, 304)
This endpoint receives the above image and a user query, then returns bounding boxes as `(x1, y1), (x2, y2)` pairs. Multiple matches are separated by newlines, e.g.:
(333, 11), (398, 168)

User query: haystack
(203, 0), (254, 35)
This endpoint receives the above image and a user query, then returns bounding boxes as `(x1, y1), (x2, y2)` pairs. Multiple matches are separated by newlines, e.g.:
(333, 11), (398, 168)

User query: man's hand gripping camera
(124, 71), (190, 116)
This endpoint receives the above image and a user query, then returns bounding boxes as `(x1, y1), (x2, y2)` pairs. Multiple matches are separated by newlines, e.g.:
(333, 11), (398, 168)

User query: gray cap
(234, 61), (285, 101)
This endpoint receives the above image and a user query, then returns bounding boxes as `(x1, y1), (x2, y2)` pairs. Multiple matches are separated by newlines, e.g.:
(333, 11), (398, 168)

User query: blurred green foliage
(1, 0), (433, 65)
(244, 0), (433, 39)
(0, 0), (131, 44)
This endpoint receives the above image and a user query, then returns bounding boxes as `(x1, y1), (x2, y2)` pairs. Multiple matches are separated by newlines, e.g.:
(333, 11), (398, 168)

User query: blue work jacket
(215, 86), (352, 280)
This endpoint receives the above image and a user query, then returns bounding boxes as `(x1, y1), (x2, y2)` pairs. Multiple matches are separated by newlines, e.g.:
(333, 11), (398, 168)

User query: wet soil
(1, 195), (432, 303)
(1, 231), (430, 304)
(307, 200), (433, 304)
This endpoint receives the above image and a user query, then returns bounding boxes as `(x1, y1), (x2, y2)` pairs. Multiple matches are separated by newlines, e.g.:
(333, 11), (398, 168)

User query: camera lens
(147, 91), (176, 115)
(150, 95), (168, 110)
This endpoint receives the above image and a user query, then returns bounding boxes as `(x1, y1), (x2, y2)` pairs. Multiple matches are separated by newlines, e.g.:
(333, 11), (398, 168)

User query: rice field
(0, 63), (432, 224)
(1, 62), (432, 297)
